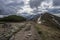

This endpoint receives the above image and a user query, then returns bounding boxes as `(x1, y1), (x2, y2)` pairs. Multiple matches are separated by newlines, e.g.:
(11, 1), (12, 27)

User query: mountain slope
(0, 21), (60, 40)
(0, 15), (26, 22)
(38, 12), (60, 29)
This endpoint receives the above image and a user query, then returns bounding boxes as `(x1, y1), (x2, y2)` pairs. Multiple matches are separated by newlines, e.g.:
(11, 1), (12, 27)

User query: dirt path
(10, 22), (41, 40)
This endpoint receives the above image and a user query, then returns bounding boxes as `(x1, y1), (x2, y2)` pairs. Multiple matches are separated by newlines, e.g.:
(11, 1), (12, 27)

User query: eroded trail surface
(9, 22), (41, 40)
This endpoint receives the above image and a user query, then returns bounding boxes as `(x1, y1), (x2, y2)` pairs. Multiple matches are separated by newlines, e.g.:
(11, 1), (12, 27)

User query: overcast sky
(0, 0), (60, 17)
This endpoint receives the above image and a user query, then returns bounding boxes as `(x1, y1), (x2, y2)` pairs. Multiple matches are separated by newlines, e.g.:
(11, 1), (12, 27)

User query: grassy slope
(35, 24), (60, 40)
(0, 15), (26, 22)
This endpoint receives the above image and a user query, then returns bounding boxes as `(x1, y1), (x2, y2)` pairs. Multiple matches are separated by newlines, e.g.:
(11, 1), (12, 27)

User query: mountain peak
(37, 12), (60, 29)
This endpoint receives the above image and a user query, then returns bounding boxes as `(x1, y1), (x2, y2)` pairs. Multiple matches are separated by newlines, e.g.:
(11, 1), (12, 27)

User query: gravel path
(10, 22), (41, 40)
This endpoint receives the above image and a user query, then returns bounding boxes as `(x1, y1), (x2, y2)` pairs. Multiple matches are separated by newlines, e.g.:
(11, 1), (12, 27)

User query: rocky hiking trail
(10, 22), (41, 40)
(0, 21), (60, 40)
(0, 22), (41, 40)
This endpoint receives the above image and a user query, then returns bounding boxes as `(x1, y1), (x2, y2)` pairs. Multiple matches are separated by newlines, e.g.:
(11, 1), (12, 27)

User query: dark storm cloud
(0, 0), (60, 17)
(29, 0), (60, 8)
(53, 0), (60, 6)
(0, 0), (24, 15)
(29, 0), (44, 8)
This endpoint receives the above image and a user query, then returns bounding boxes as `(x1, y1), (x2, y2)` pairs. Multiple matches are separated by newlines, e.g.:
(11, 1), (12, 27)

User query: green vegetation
(0, 15), (26, 22)
(35, 24), (60, 40)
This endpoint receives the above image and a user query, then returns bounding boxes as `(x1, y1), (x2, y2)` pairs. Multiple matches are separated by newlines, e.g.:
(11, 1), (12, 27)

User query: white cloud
(40, 0), (53, 9)
(17, 0), (33, 14)
(24, 0), (30, 4)
(17, 7), (33, 15)
(0, 0), (60, 17)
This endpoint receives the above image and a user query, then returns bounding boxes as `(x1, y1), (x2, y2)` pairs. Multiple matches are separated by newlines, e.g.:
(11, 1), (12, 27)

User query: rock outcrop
(37, 12), (60, 29)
